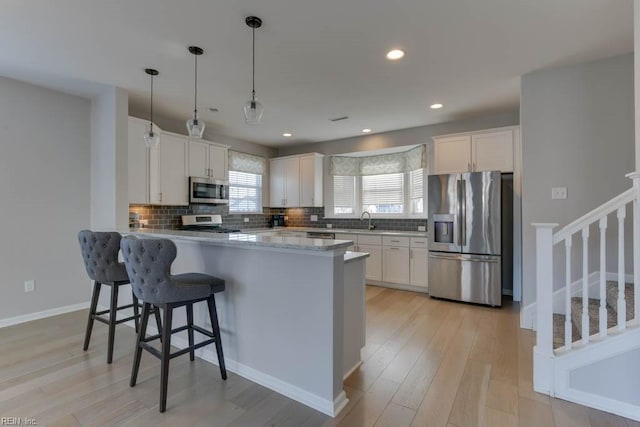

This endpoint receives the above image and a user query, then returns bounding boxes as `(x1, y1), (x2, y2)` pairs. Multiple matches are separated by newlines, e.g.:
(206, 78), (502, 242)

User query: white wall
(520, 53), (635, 308)
(0, 76), (91, 320)
(91, 87), (129, 229)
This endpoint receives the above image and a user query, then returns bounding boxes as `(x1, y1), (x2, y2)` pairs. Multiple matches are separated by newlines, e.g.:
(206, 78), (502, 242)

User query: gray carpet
(553, 281), (634, 350)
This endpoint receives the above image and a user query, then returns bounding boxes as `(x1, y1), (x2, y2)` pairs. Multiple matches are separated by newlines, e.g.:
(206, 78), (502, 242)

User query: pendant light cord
(252, 26), (256, 100)
(194, 53), (198, 115)
(150, 75), (154, 128)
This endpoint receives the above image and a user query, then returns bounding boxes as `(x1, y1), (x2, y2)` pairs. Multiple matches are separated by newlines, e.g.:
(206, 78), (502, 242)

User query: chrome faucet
(360, 211), (375, 230)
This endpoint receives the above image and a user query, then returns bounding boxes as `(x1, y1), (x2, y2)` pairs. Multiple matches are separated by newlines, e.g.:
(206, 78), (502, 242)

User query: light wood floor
(1, 286), (638, 426)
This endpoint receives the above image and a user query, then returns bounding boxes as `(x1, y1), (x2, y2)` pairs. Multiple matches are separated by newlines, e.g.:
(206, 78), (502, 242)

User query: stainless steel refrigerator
(427, 171), (502, 306)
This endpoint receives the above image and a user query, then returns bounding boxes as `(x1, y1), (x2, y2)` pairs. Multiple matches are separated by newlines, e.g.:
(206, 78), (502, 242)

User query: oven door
(189, 177), (229, 204)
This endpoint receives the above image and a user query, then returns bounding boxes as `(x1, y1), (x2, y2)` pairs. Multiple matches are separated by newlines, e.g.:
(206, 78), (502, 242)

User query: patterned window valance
(228, 150), (266, 175)
(329, 145), (426, 176)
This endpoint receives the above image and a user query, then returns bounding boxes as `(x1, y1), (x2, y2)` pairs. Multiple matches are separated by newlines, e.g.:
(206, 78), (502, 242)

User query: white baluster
(627, 172), (640, 325)
(581, 227), (589, 344)
(565, 236), (572, 349)
(532, 223), (557, 395)
(617, 207), (627, 330)
(599, 217), (607, 337)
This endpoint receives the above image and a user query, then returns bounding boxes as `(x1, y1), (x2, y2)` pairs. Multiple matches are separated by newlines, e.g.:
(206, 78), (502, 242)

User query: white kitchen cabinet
(300, 153), (324, 207)
(472, 130), (513, 173)
(188, 140), (228, 180)
(432, 127), (517, 174)
(358, 244), (382, 282)
(433, 135), (472, 175)
(383, 246), (410, 284)
(128, 117), (149, 204)
(150, 133), (188, 205)
(410, 247), (428, 288)
(340, 233), (358, 252)
(269, 156), (300, 207)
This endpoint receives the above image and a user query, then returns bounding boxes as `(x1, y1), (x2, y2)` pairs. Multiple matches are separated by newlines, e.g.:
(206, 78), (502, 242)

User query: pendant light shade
(243, 16), (263, 125)
(143, 68), (160, 149)
(186, 46), (205, 138)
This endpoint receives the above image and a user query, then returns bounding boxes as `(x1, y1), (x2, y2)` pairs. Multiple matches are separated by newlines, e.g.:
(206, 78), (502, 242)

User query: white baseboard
(521, 272), (633, 330)
(131, 323), (347, 417)
(0, 302), (89, 328)
(344, 360), (363, 381)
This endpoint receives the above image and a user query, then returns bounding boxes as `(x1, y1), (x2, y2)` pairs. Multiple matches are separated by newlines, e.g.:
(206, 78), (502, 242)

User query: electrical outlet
(244, 217), (250, 223)
(418, 226), (426, 232)
(310, 215), (318, 222)
(139, 219), (148, 226)
(551, 187), (568, 200)
(24, 280), (35, 293)
(284, 215), (289, 221)
(326, 224), (333, 229)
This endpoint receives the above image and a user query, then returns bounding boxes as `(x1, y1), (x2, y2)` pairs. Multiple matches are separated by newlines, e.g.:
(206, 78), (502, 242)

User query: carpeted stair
(552, 281), (635, 349)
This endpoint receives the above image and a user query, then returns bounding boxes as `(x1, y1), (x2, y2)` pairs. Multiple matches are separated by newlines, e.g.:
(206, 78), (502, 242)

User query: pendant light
(186, 46), (205, 138)
(243, 16), (264, 125)
(143, 68), (160, 148)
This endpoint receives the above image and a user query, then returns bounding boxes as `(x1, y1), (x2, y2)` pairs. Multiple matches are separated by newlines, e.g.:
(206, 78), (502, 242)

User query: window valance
(329, 145), (426, 176)
(228, 150), (266, 175)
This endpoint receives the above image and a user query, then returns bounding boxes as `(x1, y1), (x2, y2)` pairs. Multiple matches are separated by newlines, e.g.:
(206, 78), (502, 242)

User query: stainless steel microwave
(189, 177), (229, 204)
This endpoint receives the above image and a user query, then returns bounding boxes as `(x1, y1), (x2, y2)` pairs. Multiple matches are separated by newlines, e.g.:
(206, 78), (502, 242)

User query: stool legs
(207, 296), (227, 380)
(132, 292), (140, 333)
(160, 304), (173, 413)
(83, 281), (101, 351)
(186, 304), (195, 362)
(154, 307), (163, 340)
(130, 302), (150, 387)
(107, 283), (120, 364)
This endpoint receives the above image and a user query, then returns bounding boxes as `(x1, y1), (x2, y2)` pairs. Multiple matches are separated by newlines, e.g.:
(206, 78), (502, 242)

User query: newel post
(532, 222), (558, 395)
(627, 172), (640, 325)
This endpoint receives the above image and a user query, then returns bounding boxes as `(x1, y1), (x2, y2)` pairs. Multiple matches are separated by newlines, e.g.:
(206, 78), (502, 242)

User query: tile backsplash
(129, 204), (427, 232)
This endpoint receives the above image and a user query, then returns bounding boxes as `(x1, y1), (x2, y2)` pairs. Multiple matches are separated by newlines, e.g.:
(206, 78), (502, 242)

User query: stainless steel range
(181, 214), (241, 233)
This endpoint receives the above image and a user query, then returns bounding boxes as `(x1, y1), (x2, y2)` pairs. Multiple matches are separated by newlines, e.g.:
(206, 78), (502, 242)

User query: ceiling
(0, 0), (633, 147)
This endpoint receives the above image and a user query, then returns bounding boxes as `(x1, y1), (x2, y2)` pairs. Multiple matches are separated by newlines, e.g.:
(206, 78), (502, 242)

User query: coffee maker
(270, 214), (285, 227)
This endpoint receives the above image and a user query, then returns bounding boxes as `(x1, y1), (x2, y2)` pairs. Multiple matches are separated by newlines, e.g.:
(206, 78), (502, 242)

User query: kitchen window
(329, 145), (426, 218)
(228, 150), (266, 214)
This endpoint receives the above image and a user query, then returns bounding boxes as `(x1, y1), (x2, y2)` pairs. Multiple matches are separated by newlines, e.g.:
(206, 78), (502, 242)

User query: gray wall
(277, 110), (519, 156)
(0, 76), (92, 321)
(521, 53), (635, 308)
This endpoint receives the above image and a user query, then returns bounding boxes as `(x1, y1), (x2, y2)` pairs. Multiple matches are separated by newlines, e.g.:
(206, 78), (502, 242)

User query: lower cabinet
(358, 244), (382, 282)
(410, 248), (428, 288)
(383, 246), (410, 284)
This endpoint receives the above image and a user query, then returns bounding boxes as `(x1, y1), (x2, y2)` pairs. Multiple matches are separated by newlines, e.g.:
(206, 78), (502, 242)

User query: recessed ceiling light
(362, 129), (372, 133)
(283, 132), (292, 137)
(386, 49), (405, 60)
(430, 103), (444, 109)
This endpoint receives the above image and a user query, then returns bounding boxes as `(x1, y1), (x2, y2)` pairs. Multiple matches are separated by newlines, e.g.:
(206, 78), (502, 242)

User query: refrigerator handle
(461, 178), (467, 248)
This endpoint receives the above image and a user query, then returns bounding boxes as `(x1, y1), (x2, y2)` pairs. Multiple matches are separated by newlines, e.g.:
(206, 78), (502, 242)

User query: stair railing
(532, 172), (640, 394)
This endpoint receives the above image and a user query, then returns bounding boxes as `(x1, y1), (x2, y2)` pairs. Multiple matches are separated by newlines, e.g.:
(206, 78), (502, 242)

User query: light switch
(310, 215), (318, 222)
(552, 187), (567, 200)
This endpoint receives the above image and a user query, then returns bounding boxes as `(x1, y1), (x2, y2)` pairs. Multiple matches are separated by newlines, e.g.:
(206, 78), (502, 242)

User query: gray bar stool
(78, 230), (162, 364)
(120, 236), (227, 413)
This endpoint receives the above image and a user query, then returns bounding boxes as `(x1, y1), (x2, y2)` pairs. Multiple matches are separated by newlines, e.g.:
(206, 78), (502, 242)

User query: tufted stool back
(120, 236), (181, 305)
(78, 230), (127, 283)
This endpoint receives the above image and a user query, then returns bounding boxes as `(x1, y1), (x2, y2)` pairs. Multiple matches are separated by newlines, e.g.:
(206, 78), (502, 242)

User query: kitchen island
(122, 228), (366, 417)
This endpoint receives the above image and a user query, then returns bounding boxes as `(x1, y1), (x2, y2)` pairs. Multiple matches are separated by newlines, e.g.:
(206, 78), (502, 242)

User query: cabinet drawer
(358, 235), (382, 246)
(382, 236), (410, 247)
(410, 238), (428, 248)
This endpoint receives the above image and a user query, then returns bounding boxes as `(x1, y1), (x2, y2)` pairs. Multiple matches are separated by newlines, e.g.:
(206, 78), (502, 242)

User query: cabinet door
(269, 158), (286, 207)
(358, 244), (382, 282)
(383, 247), (410, 284)
(340, 233), (358, 252)
(283, 157), (300, 207)
(433, 136), (471, 174)
(128, 119), (149, 204)
(300, 154), (323, 207)
(188, 140), (209, 178)
(410, 248), (428, 289)
(208, 145), (228, 181)
(472, 130), (513, 172)
(158, 134), (188, 205)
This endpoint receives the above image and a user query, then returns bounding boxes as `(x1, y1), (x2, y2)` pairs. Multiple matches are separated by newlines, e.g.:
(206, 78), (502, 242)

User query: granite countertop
(123, 228), (353, 252)
(344, 251), (370, 264)
(248, 227), (428, 238)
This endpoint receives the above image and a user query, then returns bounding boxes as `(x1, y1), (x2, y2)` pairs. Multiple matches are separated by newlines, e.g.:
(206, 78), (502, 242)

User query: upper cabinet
(128, 118), (150, 204)
(269, 153), (324, 208)
(432, 127), (517, 174)
(149, 133), (189, 206)
(188, 140), (228, 181)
